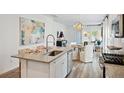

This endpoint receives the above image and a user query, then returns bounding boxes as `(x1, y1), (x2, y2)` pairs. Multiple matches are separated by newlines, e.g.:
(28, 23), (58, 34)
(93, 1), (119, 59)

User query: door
(50, 54), (67, 78)
(55, 60), (64, 78)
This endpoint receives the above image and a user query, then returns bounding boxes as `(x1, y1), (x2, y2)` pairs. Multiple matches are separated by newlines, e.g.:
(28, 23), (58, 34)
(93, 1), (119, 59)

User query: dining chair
(80, 44), (94, 62)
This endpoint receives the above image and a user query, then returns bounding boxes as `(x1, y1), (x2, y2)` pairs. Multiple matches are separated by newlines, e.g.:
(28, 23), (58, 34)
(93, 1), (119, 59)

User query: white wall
(65, 26), (81, 44)
(53, 20), (67, 40)
(0, 15), (19, 74)
(0, 14), (67, 74)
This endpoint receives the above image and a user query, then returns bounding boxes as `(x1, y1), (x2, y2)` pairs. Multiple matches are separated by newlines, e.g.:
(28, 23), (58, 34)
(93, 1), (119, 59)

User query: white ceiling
(48, 14), (106, 26)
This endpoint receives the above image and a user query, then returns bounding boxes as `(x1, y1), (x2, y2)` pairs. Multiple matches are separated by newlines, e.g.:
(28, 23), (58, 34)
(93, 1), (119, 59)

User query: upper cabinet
(112, 14), (124, 38)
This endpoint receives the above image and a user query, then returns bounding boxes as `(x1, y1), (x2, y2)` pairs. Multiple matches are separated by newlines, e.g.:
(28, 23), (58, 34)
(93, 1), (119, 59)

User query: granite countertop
(103, 46), (124, 55)
(11, 47), (73, 63)
(107, 46), (122, 50)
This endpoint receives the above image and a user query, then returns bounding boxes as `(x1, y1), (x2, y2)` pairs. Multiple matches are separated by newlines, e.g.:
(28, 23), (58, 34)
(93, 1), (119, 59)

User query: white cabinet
(20, 52), (72, 78)
(55, 59), (64, 78)
(21, 59), (49, 78)
(50, 53), (67, 78)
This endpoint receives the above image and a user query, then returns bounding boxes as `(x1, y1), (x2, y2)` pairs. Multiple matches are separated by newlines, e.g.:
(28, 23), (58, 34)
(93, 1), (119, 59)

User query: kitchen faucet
(46, 34), (55, 52)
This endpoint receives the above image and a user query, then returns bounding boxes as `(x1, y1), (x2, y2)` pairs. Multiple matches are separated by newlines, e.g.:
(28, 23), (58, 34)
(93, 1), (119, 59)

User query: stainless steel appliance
(56, 40), (67, 47)
(67, 50), (73, 74)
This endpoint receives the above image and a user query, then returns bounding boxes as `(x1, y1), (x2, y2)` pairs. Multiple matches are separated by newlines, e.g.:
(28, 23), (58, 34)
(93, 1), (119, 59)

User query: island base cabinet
(21, 53), (68, 78)
(50, 53), (67, 78)
(27, 61), (49, 78)
(21, 60), (49, 78)
(50, 63), (63, 78)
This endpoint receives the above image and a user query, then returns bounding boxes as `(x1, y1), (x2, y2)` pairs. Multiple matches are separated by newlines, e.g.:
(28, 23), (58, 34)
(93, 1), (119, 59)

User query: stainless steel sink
(48, 50), (63, 56)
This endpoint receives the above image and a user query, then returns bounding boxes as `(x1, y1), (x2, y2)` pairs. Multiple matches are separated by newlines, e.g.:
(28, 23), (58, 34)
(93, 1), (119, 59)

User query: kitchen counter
(11, 46), (73, 63)
(11, 46), (73, 78)
(103, 47), (124, 55)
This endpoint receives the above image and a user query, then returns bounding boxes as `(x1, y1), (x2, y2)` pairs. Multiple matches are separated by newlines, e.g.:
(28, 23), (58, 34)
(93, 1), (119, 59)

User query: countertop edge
(11, 47), (73, 63)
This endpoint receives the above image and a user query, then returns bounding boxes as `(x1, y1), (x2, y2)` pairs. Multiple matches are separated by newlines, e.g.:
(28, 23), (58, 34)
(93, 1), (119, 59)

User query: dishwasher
(67, 50), (73, 74)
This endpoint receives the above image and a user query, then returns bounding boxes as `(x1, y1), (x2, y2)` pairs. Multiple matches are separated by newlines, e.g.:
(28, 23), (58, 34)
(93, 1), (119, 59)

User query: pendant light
(73, 22), (82, 31)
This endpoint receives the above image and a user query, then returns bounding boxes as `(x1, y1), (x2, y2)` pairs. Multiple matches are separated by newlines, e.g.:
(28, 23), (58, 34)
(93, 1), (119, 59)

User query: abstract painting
(20, 17), (45, 45)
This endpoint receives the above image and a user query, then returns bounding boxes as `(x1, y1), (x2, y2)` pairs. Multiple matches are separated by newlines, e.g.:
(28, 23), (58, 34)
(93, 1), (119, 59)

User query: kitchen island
(11, 47), (73, 78)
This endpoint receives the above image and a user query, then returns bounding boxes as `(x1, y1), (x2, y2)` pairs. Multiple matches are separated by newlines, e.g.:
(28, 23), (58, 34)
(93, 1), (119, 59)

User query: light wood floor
(0, 68), (19, 78)
(67, 53), (102, 78)
(67, 61), (102, 78)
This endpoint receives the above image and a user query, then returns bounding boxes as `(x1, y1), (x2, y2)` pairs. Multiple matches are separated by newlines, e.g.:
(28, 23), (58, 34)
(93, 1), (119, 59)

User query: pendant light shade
(73, 22), (83, 31)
